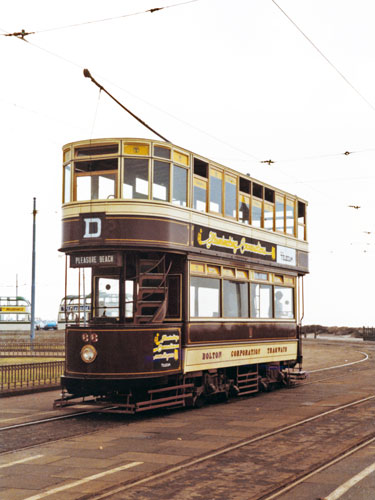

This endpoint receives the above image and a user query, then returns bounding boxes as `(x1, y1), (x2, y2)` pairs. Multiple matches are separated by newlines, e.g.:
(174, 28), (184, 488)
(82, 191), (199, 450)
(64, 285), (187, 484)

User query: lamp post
(30, 197), (37, 343)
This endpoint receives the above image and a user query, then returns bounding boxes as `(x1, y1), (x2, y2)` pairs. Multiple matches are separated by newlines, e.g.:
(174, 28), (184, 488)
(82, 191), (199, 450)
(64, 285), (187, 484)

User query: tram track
(0, 355), (369, 436)
(77, 394), (375, 500)
(1, 345), (374, 499)
(261, 434), (375, 500)
(0, 349), (372, 454)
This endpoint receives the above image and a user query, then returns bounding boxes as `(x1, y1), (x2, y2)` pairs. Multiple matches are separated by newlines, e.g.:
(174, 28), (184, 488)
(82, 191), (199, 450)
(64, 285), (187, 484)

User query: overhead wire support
(4, 29), (34, 40)
(83, 69), (170, 143)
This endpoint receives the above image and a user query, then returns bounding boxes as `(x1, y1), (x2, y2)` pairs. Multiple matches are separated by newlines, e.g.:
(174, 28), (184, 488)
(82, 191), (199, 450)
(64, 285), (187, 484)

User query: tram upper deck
(61, 138), (308, 274)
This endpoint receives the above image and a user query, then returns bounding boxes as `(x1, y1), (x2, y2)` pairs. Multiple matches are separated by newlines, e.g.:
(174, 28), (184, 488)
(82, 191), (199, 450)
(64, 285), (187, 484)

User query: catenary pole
(30, 197), (37, 343)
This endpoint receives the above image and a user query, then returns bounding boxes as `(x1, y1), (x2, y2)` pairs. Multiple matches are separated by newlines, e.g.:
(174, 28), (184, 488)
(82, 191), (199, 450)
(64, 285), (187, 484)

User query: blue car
(42, 320), (58, 330)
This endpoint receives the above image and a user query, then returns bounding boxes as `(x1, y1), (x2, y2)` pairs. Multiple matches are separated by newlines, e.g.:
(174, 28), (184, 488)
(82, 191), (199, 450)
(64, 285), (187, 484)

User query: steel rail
(261, 434), (375, 500)
(0, 407), (117, 432)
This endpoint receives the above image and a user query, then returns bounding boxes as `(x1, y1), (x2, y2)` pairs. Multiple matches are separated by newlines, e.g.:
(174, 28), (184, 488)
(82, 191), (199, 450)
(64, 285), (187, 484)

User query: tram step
(137, 300), (164, 307)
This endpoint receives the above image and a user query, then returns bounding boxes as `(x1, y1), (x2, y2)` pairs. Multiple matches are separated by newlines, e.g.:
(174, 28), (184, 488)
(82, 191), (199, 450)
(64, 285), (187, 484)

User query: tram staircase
(135, 258), (172, 324)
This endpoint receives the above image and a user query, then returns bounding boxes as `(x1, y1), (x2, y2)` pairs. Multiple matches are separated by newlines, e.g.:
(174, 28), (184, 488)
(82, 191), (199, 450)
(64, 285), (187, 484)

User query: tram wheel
(193, 394), (206, 409)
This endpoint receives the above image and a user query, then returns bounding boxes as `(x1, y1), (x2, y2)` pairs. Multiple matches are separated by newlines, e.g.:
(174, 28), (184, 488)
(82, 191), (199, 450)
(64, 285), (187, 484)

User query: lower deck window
(251, 283), (272, 318)
(95, 277), (119, 319)
(223, 280), (248, 318)
(190, 276), (220, 317)
(274, 286), (294, 319)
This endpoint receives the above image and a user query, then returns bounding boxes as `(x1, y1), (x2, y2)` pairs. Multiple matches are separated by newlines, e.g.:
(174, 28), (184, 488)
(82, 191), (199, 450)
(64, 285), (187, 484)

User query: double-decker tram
(0, 296), (31, 331)
(55, 138), (308, 413)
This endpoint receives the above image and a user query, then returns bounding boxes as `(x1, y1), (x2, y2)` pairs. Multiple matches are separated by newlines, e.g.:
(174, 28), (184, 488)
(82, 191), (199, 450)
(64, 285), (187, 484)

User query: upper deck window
(193, 178), (207, 212)
(74, 159), (117, 201)
(153, 161), (170, 201)
(286, 199), (295, 236)
(172, 165), (187, 207)
(194, 158), (208, 178)
(75, 144), (118, 157)
(209, 168), (223, 213)
(154, 145), (171, 159)
(252, 199), (262, 228)
(239, 194), (250, 224)
(298, 201), (306, 240)
(275, 195), (285, 232)
(225, 174), (237, 218)
(64, 164), (71, 203)
(123, 158), (149, 199)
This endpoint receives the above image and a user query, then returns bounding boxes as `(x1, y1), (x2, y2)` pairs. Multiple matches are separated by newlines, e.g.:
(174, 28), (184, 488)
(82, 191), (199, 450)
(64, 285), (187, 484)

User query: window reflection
(153, 160), (170, 201)
(251, 283), (272, 318)
(193, 178), (207, 212)
(274, 286), (294, 318)
(275, 196), (285, 232)
(225, 176), (236, 217)
(64, 164), (71, 203)
(210, 170), (222, 213)
(223, 280), (248, 317)
(173, 165), (187, 207)
(95, 277), (119, 318)
(190, 277), (220, 317)
(252, 200), (262, 228)
(123, 158), (149, 199)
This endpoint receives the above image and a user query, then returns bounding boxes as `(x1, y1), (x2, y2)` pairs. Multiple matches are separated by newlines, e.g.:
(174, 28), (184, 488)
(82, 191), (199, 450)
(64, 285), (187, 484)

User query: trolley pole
(30, 197), (37, 343)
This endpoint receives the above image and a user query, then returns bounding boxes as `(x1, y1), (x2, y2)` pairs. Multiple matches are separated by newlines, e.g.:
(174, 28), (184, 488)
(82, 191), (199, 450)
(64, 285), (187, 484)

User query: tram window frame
(222, 279), (249, 318)
(250, 282), (273, 319)
(224, 174), (237, 219)
(74, 158), (118, 201)
(63, 163), (72, 203)
(190, 276), (220, 318)
(152, 160), (171, 202)
(298, 201), (306, 240)
(209, 167), (223, 214)
(263, 201), (274, 231)
(275, 194), (285, 233)
(239, 193), (250, 224)
(193, 157), (208, 178)
(172, 164), (188, 207)
(123, 157), (150, 200)
(193, 176), (208, 212)
(251, 198), (262, 228)
(75, 143), (119, 157)
(93, 275), (121, 321)
(274, 285), (294, 319)
(154, 145), (171, 159)
(286, 198), (295, 236)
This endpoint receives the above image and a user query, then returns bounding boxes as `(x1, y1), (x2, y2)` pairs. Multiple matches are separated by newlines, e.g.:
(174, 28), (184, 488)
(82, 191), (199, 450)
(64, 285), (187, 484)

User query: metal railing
(0, 361), (64, 392)
(363, 327), (375, 341)
(0, 341), (65, 357)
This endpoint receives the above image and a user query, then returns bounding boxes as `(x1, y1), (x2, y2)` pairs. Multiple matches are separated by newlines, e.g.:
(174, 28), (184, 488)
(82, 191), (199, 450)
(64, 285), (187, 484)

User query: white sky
(1, 0), (375, 326)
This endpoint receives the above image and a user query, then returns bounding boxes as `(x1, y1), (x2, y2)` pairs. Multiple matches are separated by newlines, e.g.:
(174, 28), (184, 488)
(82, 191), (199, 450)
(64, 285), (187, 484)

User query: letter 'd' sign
(83, 218), (101, 238)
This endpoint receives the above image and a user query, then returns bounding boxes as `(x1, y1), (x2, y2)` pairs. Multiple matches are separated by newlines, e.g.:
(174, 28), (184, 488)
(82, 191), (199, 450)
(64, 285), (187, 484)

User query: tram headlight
(80, 345), (97, 363)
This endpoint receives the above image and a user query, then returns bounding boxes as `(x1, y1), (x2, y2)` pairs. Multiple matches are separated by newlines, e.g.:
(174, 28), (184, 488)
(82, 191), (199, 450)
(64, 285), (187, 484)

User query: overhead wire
(1, 2), (375, 189)
(270, 0), (375, 113)
(0, 0), (205, 37)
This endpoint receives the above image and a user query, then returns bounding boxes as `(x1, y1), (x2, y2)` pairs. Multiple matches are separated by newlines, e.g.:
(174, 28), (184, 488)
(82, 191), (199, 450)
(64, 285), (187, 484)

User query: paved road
(0, 340), (373, 500)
